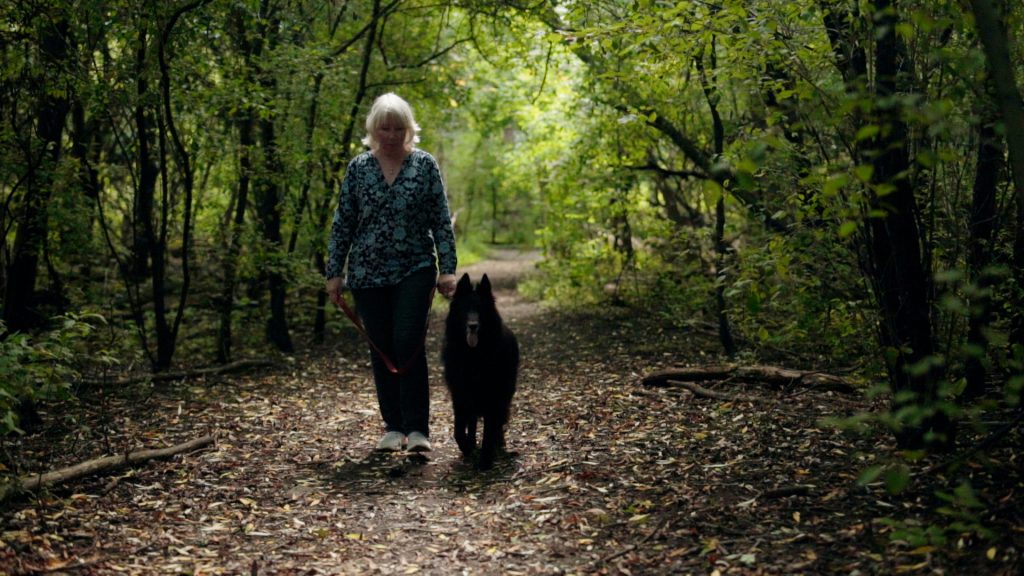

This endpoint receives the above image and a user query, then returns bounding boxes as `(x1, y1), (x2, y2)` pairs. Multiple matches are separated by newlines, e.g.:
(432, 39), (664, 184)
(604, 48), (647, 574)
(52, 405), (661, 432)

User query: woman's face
(374, 117), (408, 154)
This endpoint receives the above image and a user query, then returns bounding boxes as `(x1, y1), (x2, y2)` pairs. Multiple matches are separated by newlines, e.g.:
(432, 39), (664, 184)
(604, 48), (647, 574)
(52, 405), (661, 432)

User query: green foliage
(0, 315), (106, 434)
(876, 517), (951, 547)
(873, 479), (996, 547)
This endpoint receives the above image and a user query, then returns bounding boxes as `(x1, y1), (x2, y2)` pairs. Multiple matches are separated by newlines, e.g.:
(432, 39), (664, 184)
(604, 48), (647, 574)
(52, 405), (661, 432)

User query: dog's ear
(477, 274), (493, 298)
(456, 273), (473, 296)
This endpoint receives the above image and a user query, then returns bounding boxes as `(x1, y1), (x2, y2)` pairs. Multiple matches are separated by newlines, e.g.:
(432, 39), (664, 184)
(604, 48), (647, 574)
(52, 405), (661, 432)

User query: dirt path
(2, 250), (1020, 574)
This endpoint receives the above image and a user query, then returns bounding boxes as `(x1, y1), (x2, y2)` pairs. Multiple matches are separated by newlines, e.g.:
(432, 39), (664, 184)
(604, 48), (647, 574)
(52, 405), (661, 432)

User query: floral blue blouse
(326, 149), (457, 289)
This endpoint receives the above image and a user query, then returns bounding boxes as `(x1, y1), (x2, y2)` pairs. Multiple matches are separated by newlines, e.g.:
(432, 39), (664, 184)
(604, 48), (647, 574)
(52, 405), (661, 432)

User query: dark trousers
(351, 267), (436, 437)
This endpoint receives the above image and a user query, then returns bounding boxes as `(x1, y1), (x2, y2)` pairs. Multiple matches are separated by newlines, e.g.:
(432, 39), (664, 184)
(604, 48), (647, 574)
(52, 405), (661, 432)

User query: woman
(326, 93), (457, 452)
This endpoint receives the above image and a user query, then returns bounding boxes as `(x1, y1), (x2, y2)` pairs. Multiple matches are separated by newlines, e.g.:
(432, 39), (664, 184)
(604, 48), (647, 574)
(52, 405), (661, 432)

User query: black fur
(442, 273), (519, 470)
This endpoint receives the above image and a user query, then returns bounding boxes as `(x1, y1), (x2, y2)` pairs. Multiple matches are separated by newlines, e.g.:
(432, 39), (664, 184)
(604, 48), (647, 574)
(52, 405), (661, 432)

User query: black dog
(442, 273), (519, 470)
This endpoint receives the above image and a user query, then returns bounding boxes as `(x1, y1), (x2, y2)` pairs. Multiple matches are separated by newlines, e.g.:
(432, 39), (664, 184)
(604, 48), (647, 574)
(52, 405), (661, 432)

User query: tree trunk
(3, 18), (71, 333)
(129, 23), (164, 370)
(217, 6), (260, 363)
(133, 26), (158, 282)
(217, 109), (255, 363)
(865, 0), (950, 449)
(697, 35), (737, 358)
(151, 106), (174, 371)
(964, 115), (1002, 398)
(286, 72), (324, 256)
(969, 0), (1024, 348)
(151, 0), (209, 370)
(818, 0), (868, 88)
(69, 90), (102, 292)
(254, 2), (293, 353)
(70, 101), (101, 201)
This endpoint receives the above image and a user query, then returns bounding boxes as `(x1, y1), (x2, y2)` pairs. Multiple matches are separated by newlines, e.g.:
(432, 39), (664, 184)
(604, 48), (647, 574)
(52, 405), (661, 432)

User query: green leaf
(884, 463), (910, 494)
(855, 125), (880, 141)
(858, 465), (884, 486)
(853, 165), (874, 183)
(874, 183), (898, 197)
(838, 221), (858, 238)
(823, 174), (849, 197)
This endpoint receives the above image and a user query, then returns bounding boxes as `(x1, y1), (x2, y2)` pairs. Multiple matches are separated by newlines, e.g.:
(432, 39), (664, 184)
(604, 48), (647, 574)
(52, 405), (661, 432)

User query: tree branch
(0, 435), (214, 503)
(623, 162), (706, 179)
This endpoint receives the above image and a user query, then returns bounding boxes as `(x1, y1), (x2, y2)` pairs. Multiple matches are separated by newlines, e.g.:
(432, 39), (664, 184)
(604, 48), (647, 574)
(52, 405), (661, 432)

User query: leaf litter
(1, 252), (1022, 574)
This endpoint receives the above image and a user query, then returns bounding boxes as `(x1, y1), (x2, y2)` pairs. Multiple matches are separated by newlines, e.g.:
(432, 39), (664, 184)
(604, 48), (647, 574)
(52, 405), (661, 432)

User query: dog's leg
(466, 415), (477, 456)
(498, 390), (513, 451)
(479, 410), (503, 470)
(454, 408), (474, 458)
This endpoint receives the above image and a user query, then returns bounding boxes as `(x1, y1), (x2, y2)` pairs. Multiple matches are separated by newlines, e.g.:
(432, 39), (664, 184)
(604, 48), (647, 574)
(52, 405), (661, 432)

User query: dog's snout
(465, 312), (480, 348)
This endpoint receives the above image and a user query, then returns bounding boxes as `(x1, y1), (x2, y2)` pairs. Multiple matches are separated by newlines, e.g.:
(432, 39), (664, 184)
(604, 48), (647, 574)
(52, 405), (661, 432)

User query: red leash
(333, 287), (436, 375)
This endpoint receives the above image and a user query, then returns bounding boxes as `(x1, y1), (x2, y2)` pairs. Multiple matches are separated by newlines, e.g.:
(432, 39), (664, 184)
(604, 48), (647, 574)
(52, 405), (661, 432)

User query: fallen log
(670, 380), (762, 403)
(642, 364), (857, 394)
(0, 435), (214, 503)
(79, 358), (275, 386)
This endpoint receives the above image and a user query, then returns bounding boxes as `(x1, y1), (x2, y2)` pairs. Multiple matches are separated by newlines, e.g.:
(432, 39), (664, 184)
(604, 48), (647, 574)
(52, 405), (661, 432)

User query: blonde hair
(361, 93), (421, 150)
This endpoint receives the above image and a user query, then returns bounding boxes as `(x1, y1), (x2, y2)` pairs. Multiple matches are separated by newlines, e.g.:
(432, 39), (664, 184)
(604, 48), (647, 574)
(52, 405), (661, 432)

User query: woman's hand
(437, 274), (457, 298)
(326, 276), (345, 307)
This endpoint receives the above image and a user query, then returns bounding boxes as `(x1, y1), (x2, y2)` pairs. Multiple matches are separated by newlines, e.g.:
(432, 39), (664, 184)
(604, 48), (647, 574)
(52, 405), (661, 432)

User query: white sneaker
(406, 431), (432, 452)
(375, 431), (406, 451)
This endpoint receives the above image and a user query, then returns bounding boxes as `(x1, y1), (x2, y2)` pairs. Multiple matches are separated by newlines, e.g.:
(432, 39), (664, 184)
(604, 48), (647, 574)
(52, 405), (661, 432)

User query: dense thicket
(1, 0), (1022, 548)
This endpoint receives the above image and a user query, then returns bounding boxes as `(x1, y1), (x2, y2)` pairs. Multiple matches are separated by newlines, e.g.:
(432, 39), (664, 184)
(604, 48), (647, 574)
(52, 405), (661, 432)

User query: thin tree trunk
(697, 35), (737, 358)
(151, 0), (210, 370)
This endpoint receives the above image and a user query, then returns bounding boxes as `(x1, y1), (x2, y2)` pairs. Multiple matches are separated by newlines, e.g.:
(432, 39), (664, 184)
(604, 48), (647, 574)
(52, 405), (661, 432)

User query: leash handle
(334, 287), (436, 376)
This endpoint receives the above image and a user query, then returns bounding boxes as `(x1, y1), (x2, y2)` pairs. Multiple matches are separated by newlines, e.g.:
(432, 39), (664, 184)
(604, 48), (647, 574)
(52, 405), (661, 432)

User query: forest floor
(2, 248), (1022, 575)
